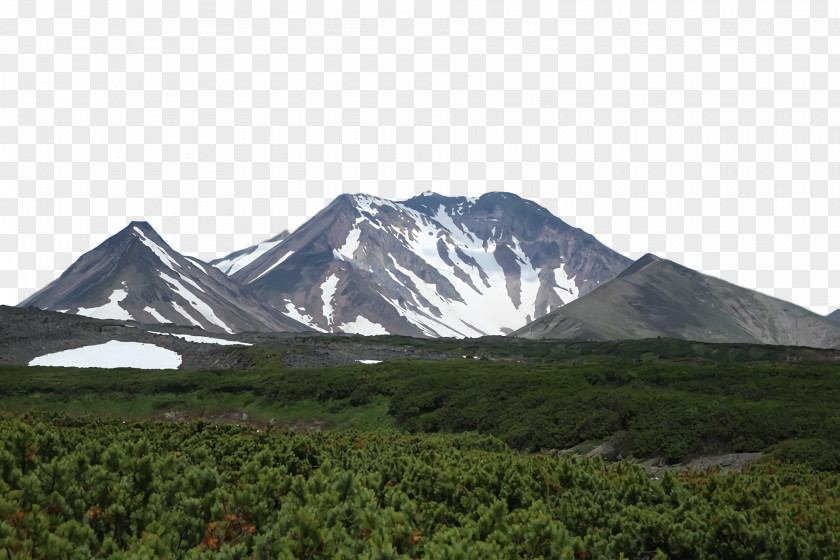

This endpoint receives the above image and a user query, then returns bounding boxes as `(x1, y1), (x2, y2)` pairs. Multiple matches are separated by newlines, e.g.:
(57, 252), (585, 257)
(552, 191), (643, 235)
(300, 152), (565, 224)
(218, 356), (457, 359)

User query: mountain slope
(20, 222), (309, 334)
(224, 192), (632, 337)
(513, 254), (840, 349)
(829, 310), (840, 323)
(210, 231), (290, 275)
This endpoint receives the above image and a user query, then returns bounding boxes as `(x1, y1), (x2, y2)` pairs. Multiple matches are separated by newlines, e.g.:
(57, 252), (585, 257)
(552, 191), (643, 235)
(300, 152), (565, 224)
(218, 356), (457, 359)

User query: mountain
(222, 192), (632, 337)
(513, 254), (840, 349)
(829, 310), (840, 323)
(19, 222), (309, 334)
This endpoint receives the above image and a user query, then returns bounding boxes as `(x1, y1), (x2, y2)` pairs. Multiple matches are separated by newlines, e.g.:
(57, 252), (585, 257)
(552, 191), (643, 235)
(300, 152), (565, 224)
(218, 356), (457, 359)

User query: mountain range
(18, 192), (840, 348)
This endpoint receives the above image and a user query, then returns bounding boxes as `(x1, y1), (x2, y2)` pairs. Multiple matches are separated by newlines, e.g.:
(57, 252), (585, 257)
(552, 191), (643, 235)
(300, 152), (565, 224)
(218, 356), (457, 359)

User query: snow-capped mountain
(224, 192), (632, 337)
(19, 222), (309, 334)
(514, 253), (840, 349)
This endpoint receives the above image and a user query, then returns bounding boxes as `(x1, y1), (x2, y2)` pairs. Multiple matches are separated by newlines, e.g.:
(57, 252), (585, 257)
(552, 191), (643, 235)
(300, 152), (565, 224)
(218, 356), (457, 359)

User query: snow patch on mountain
(389, 207), (530, 335)
(554, 267), (579, 299)
(159, 271), (233, 333)
(341, 315), (389, 335)
(338, 222), (362, 260)
(214, 237), (286, 276)
(29, 340), (182, 369)
(171, 301), (203, 328)
(511, 237), (541, 315)
(186, 257), (209, 274)
(144, 306), (171, 324)
(133, 227), (180, 271)
(282, 301), (326, 332)
(77, 289), (133, 321)
(321, 274), (340, 326)
(380, 292), (466, 338)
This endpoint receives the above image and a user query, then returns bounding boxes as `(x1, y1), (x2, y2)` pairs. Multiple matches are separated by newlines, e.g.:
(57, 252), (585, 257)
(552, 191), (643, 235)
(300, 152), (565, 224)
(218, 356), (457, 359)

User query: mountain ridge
(514, 254), (840, 349)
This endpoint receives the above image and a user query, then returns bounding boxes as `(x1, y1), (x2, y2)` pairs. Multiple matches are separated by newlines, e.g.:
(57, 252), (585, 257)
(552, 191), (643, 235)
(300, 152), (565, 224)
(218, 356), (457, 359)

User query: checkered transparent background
(1, 1), (838, 315)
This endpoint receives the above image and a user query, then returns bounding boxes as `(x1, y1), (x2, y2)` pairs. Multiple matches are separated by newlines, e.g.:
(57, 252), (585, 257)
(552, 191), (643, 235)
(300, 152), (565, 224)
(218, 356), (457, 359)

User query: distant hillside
(514, 254), (840, 349)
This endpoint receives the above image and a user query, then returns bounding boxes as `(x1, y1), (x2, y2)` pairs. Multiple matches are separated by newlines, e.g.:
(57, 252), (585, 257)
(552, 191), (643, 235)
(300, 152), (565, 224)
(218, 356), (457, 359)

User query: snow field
(76, 289), (134, 321)
(341, 315), (389, 335)
(29, 341), (182, 369)
(148, 331), (252, 346)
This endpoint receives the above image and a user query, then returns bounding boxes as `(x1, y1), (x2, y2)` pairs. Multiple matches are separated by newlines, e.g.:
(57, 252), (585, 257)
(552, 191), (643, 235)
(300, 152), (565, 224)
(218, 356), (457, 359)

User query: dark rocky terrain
(0, 306), (485, 371)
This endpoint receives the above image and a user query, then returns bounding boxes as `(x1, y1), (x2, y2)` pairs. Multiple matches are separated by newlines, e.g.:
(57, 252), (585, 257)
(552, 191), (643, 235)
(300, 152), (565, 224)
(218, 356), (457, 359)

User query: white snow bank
(357, 359), (382, 364)
(341, 315), (389, 335)
(29, 341), (182, 369)
(144, 306), (171, 324)
(281, 301), (327, 333)
(149, 331), (252, 346)
(77, 289), (134, 321)
(321, 274), (340, 326)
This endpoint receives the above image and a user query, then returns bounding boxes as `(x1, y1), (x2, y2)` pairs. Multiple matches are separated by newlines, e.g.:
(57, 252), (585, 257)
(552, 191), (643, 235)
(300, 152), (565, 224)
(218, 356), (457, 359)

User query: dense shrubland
(1, 414), (839, 558)
(3, 346), (840, 468)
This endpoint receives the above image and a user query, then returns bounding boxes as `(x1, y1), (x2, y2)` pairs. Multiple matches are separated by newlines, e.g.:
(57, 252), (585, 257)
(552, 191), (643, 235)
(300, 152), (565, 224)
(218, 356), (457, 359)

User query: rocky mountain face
(19, 222), (309, 334)
(225, 192), (632, 337)
(828, 310), (840, 323)
(514, 254), (840, 349)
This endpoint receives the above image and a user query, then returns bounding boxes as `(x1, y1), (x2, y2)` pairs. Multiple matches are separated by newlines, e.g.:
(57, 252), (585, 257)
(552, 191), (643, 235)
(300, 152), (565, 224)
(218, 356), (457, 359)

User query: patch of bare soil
(641, 452), (763, 478)
(152, 410), (330, 434)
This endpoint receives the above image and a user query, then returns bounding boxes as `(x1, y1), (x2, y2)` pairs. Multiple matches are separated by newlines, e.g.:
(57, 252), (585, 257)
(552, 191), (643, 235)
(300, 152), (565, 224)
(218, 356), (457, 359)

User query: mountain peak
(617, 253), (663, 278)
(21, 219), (309, 334)
(121, 221), (169, 246)
(228, 191), (631, 337)
(127, 220), (157, 234)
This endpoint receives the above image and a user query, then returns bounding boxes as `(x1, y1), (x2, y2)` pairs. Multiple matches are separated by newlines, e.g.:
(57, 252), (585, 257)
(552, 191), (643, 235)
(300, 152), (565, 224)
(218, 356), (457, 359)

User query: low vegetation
(2, 415), (839, 558)
(2, 338), (839, 469)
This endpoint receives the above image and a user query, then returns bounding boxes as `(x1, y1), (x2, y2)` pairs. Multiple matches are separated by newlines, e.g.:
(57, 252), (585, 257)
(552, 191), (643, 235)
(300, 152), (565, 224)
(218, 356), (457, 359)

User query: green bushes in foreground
(1, 414), (839, 558)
